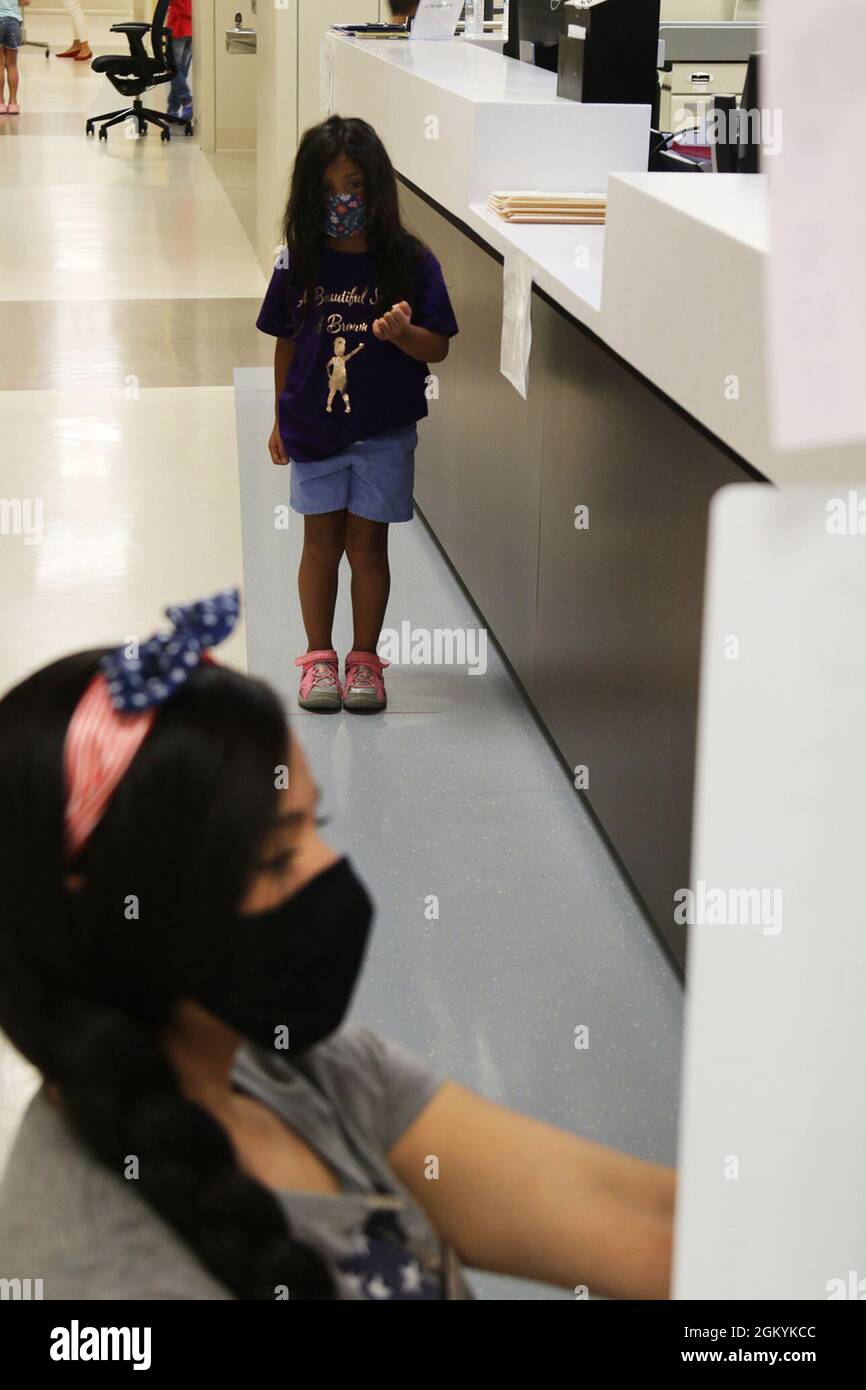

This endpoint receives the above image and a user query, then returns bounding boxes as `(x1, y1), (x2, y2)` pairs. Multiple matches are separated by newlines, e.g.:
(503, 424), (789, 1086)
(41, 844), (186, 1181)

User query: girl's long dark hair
(0, 652), (334, 1300)
(282, 114), (426, 325)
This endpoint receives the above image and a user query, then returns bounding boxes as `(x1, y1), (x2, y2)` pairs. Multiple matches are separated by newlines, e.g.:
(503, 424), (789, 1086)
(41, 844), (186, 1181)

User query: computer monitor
(508, 0), (662, 107)
(707, 54), (763, 174)
(738, 51), (762, 173)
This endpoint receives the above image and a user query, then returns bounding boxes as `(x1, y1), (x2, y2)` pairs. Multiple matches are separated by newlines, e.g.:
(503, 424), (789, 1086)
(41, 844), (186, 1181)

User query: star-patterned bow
(100, 589), (241, 712)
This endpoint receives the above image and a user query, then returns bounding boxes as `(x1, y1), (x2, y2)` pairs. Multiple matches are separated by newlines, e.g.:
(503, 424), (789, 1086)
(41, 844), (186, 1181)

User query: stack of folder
(487, 191), (607, 225)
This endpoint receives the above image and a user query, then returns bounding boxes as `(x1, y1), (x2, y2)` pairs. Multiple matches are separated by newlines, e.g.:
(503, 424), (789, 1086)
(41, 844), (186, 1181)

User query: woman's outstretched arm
(389, 1081), (675, 1299)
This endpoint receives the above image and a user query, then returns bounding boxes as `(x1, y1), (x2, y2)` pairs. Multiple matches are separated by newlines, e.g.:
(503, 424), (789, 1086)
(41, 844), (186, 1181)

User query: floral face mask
(324, 190), (367, 239)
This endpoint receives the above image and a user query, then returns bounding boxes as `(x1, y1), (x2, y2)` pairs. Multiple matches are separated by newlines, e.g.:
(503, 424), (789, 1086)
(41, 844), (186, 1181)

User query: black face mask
(194, 856), (373, 1056)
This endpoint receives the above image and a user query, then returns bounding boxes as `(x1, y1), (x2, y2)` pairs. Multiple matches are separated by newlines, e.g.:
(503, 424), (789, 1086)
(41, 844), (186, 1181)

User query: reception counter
(330, 33), (863, 968)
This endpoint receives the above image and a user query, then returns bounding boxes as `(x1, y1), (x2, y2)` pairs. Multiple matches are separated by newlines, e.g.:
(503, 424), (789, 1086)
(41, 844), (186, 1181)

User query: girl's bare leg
(298, 510), (346, 651)
(344, 514), (390, 653)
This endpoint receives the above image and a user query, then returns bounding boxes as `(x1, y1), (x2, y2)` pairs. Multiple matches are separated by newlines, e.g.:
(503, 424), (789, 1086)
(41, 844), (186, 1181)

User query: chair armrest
(109, 22), (150, 61)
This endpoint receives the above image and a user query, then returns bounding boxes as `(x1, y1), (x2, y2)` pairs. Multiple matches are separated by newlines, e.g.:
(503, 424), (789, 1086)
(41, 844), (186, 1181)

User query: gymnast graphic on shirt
(325, 337), (365, 414)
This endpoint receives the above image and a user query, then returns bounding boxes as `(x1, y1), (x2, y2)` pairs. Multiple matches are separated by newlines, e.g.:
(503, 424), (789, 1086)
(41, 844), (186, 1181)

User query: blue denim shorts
(290, 425), (417, 524)
(0, 16), (22, 47)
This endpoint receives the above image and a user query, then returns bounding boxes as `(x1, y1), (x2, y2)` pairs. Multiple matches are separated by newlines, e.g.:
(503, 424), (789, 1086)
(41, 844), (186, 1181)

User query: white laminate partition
(674, 483), (866, 1299)
(601, 173), (866, 487)
(330, 35), (650, 215)
(602, 173), (769, 464)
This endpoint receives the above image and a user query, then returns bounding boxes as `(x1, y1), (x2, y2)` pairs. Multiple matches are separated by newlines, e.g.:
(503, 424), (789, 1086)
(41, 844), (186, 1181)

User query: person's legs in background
(57, 0), (92, 60)
(167, 37), (193, 119)
(0, 25), (20, 114)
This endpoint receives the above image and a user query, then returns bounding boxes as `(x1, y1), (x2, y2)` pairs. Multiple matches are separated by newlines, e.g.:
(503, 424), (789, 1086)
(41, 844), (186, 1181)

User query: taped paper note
(320, 32), (337, 118)
(764, 0), (866, 449)
(500, 249), (533, 399)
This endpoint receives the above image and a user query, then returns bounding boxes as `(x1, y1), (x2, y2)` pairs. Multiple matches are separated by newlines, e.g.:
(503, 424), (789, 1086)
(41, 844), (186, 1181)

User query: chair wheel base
(84, 99), (190, 143)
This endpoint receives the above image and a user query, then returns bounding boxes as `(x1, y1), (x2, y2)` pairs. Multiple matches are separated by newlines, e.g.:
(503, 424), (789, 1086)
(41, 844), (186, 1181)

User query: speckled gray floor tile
(235, 368), (683, 1300)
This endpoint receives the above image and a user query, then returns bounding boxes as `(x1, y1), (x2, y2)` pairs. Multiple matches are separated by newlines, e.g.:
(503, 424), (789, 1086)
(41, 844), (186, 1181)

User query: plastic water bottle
(464, 0), (484, 38)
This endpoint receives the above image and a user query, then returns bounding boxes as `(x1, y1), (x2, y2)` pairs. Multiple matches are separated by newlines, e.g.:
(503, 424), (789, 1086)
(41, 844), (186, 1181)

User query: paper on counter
(410, 0), (463, 41)
(764, 0), (866, 449)
(500, 249), (533, 400)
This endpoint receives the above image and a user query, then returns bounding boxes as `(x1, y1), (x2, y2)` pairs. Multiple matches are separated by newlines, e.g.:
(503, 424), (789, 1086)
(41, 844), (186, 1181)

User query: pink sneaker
(343, 650), (388, 713)
(294, 649), (342, 712)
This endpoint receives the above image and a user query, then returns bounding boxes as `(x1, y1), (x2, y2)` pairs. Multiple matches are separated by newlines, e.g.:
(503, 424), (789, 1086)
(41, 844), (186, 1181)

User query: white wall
(660, 1), (738, 19)
(26, 2), (130, 12)
(255, 0), (381, 274)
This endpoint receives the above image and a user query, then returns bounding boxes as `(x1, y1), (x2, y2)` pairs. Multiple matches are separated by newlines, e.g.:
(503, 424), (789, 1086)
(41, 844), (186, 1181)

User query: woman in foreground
(0, 592), (674, 1300)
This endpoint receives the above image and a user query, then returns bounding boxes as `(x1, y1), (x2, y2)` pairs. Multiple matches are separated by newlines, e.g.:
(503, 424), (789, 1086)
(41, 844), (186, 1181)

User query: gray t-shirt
(0, 1024), (469, 1301)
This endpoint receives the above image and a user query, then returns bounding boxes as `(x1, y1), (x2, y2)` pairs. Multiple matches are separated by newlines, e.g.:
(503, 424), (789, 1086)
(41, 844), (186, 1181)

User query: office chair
(21, 24), (51, 58)
(85, 0), (193, 143)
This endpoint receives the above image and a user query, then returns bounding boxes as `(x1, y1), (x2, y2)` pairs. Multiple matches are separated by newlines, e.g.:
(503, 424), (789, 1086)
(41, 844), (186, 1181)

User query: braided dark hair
(0, 651), (334, 1300)
(282, 114), (427, 327)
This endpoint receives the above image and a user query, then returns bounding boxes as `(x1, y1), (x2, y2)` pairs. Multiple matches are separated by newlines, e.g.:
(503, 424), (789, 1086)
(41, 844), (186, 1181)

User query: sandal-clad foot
(295, 649), (343, 713)
(343, 651), (388, 713)
(74, 46), (94, 61)
(56, 44), (83, 57)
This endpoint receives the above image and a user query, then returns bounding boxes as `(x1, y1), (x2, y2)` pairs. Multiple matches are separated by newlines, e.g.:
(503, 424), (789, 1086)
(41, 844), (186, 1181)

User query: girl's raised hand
(373, 301), (412, 341)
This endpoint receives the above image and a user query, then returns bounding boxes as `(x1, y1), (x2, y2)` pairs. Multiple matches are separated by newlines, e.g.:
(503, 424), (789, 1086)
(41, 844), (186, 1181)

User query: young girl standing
(256, 116), (459, 714)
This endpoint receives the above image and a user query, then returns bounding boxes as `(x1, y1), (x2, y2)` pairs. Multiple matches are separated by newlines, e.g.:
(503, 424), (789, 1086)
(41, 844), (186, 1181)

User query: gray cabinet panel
(533, 309), (749, 965)
(400, 186), (543, 686)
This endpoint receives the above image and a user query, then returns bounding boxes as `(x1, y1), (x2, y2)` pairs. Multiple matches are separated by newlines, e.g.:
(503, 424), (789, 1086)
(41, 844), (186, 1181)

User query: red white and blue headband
(63, 589), (241, 865)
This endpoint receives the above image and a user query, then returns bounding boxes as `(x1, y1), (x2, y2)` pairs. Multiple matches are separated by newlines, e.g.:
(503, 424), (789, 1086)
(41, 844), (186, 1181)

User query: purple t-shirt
(256, 244), (459, 463)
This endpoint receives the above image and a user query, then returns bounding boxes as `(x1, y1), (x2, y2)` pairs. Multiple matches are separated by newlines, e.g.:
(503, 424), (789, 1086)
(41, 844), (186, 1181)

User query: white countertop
(333, 34), (566, 104)
(329, 34), (865, 486)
